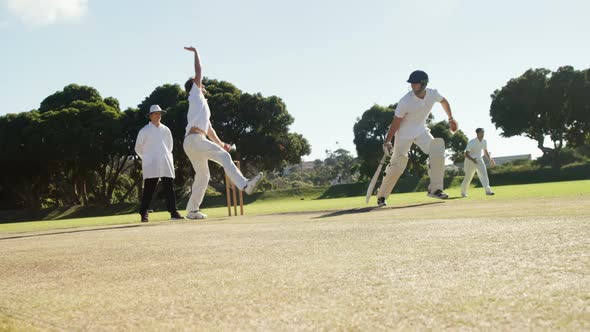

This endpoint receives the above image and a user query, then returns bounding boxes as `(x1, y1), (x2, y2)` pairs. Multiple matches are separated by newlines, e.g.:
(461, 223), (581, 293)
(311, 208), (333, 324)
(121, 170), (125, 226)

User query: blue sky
(1, 0), (588, 161)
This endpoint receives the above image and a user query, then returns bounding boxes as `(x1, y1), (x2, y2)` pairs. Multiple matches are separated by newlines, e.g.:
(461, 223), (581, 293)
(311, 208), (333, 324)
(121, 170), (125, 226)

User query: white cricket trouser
(377, 130), (441, 198)
(183, 134), (248, 212)
(461, 157), (492, 195)
(391, 130), (435, 160)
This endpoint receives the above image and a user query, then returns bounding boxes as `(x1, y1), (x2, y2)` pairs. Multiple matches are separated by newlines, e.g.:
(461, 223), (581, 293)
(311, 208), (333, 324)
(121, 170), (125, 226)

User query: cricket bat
(365, 154), (388, 204)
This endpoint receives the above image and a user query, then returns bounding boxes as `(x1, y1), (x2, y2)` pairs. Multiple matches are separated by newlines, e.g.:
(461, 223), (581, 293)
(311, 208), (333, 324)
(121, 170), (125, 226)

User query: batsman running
(375, 70), (458, 207)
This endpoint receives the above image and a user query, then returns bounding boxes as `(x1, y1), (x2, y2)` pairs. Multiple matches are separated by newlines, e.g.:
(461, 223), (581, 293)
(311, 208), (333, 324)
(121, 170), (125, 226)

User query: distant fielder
(376, 70), (458, 207)
(461, 128), (496, 197)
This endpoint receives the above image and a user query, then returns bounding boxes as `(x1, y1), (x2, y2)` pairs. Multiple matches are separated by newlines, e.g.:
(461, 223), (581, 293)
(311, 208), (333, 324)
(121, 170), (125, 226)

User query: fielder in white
(182, 46), (263, 220)
(377, 70), (459, 207)
(461, 128), (496, 197)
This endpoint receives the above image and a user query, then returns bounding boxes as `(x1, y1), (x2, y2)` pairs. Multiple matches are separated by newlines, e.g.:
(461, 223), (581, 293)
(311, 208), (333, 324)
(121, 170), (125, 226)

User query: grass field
(1, 180), (589, 330)
(1, 180), (589, 234)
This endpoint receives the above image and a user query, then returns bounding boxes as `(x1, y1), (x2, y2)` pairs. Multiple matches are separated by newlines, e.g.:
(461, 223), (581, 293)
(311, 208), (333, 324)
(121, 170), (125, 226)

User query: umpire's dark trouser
(139, 177), (177, 215)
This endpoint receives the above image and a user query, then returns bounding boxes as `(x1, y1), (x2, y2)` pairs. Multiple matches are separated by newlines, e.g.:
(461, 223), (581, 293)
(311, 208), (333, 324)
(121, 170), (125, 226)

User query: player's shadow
(0, 224), (142, 241)
(313, 201), (444, 219)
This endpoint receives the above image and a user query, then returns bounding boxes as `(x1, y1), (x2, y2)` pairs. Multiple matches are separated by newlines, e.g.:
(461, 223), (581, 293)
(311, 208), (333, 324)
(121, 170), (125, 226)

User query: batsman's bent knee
(377, 155), (409, 199)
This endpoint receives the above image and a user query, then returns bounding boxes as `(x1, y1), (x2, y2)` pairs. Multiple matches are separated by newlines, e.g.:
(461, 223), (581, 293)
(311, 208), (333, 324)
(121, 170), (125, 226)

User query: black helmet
(407, 70), (429, 85)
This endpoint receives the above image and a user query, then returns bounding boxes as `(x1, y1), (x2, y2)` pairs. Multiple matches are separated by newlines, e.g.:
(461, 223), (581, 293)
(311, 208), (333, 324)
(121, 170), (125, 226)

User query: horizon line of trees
(0, 79), (311, 210)
(2, 65), (588, 211)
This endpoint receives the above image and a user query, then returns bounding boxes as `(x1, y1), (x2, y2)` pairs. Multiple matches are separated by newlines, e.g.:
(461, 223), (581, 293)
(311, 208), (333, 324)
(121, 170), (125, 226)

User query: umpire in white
(135, 105), (184, 222)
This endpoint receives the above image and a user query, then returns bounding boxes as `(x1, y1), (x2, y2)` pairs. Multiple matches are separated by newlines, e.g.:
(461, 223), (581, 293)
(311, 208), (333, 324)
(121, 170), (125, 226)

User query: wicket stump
(225, 160), (244, 216)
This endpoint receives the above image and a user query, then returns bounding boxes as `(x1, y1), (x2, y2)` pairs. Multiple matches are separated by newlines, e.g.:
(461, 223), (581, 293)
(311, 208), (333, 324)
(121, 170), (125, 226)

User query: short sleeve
(394, 101), (407, 118)
(432, 89), (444, 103)
(465, 140), (473, 152)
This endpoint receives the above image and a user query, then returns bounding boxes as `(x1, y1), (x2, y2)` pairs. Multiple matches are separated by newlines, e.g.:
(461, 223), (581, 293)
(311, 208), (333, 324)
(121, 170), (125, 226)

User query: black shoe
(140, 213), (149, 223)
(377, 197), (387, 207)
(427, 189), (449, 199)
(170, 211), (185, 220)
(486, 192), (495, 196)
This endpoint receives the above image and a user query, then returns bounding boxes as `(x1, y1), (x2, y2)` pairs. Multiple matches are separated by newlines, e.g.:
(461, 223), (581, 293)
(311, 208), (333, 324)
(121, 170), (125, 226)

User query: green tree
(0, 111), (49, 210)
(0, 78), (311, 210)
(490, 66), (590, 169)
(323, 149), (359, 184)
(31, 84), (131, 206)
(285, 149), (359, 187)
(352, 104), (395, 178)
(39, 84), (103, 113)
(204, 78), (311, 173)
(564, 68), (590, 148)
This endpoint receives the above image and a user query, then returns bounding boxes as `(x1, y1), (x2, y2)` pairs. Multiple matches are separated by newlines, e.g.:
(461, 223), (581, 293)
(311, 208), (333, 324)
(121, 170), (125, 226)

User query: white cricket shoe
(187, 210), (207, 220)
(244, 172), (264, 195)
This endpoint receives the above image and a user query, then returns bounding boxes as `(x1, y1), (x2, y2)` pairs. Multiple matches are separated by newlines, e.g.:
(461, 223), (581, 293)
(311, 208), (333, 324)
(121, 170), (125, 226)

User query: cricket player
(377, 70), (458, 207)
(461, 128), (496, 197)
(182, 46), (263, 220)
(135, 105), (184, 222)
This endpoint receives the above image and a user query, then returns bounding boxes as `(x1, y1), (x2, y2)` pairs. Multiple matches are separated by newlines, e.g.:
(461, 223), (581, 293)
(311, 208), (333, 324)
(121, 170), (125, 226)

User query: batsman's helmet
(407, 70), (429, 86)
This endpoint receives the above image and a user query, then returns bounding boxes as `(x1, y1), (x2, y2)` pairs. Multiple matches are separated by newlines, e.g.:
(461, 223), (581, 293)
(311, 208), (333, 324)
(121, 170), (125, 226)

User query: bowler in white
(182, 46), (263, 220)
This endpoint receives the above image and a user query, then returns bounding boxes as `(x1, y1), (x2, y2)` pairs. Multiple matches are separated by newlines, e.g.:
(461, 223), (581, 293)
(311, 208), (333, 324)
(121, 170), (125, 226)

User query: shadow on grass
(313, 201), (444, 219)
(0, 224), (142, 241)
(0, 203), (138, 224)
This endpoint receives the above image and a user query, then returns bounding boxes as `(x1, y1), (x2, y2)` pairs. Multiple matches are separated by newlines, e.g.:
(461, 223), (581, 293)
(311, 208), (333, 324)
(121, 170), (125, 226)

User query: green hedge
(483, 163), (590, 187)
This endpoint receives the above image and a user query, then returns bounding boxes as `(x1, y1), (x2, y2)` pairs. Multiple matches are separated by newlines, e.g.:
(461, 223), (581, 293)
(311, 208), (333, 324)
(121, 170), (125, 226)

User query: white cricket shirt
(394, 88), (444, 139)
(186, 82), (211, 137)
(465, 138), (487, 159)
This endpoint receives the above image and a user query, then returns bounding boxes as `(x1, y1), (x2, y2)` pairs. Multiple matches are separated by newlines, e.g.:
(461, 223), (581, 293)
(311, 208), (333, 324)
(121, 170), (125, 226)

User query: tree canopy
(0, 80), (310, 210)
(490, 66), (590, 168)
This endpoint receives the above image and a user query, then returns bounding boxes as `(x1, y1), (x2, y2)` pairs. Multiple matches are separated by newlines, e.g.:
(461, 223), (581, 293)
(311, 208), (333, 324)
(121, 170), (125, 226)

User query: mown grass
(0, 191), (588, 330)
(0, 180), (588, 234)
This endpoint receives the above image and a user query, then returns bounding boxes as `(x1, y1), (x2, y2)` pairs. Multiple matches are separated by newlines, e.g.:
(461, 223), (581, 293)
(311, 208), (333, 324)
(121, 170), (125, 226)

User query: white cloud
(4, 0), (88, 26)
